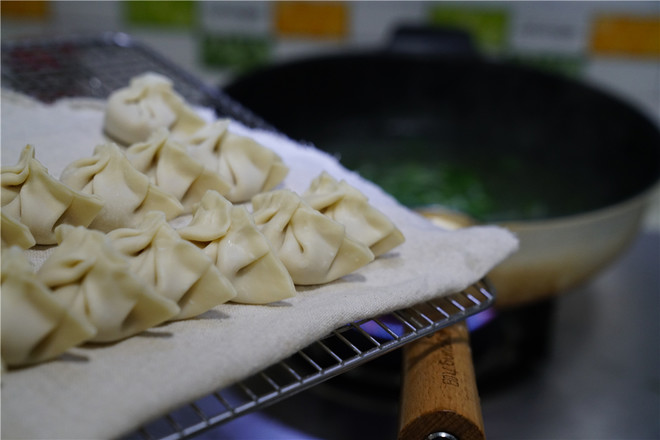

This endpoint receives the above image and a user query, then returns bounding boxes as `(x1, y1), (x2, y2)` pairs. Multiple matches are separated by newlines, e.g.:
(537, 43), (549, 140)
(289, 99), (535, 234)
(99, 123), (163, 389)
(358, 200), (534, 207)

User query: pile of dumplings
(0, 72), (405, 369)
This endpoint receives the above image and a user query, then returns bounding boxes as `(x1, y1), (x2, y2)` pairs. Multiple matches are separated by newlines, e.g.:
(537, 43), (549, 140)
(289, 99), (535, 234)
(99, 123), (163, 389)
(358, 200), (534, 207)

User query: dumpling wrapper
(36, 225), (180, 343)
(1, 246), (97, 367)
(187, 120), (289, 203)
(107, 211), (237, 320)
(60, 142), (183, 232)
(178, 190), (295, 304)
(1, 145), (104, 245)
(302, 172), (405, 256)
(125, 128), (231, 214)
(251, 189), (375, 285)
(103, 72), (206, 145)
(1, 211), (36, 249)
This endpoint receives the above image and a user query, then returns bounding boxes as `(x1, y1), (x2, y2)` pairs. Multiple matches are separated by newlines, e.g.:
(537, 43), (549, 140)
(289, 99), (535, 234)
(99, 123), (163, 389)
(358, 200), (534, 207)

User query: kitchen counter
(481, 228), (659, 439)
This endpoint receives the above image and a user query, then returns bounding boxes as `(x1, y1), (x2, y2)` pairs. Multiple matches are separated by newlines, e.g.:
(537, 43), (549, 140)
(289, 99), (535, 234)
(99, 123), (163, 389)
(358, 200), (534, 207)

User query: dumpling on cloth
(107, 211), (236, 320)
(103, 72), (206, 145)
(36, 225), (180, 343)
(302, 172), (405, 257)
(60, 142), (183, 232)
(125, 128), (231, 213)
(1, 211), (36, 249)
(186, 120), (289, 203)
(251, 189), (375, 285)
(1, 145), (104, 245)
(178, 190), (295, 304)
(1, 246), (96, 367)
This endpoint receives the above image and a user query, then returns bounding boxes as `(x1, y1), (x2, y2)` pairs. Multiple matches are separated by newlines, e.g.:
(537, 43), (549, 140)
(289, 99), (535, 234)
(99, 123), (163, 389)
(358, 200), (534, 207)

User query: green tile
(428, 6), (510, 54)
(201, 33), (271, 70)
(124, 1), (196, 28)
(505, 53), (585, 78)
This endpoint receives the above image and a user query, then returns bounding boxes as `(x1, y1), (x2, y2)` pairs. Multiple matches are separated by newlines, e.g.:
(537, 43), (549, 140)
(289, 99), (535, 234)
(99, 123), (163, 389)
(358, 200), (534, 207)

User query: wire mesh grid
(2, 33), (496, 440)
(1, 32), (272, 130)
(124, 280), (493, 440)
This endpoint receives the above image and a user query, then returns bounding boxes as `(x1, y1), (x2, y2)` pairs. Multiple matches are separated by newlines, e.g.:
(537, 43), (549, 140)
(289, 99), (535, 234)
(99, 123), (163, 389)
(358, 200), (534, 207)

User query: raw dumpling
(251, 190), (375, 285)
(1, 246), (96, 367)
(107, 211), (236, 319)
(60, 142), (183, 232)
(1, 211), (36, 249)
(104, 72), (206, 145)
(178, 190), (295, 304)
(187, 120), (289, 203)
(1, 145), (104, 245)
(302, 172), (405, 256)
(125, 128), (231, 213)
(37, 225), (180, 343)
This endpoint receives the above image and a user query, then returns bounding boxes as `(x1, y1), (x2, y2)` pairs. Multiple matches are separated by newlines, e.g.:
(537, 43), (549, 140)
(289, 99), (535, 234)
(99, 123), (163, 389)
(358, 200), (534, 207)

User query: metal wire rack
(124, 280), (493, 440)
(1, 32), (273, 131)
(2, 33), (496, 440)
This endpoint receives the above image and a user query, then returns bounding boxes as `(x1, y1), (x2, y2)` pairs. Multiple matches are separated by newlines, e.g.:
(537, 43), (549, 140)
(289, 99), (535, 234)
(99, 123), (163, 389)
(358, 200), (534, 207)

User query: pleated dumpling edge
(251, 189), (375, 286)
(1, 144), (104, 246)
(36, 224), (180, 343)
(178, 190), (296, 305)
(60, 142), (183, 232)
(302, 171), (405, 257)
(107, 211), (237, 320)
(1, 246), (97, 367)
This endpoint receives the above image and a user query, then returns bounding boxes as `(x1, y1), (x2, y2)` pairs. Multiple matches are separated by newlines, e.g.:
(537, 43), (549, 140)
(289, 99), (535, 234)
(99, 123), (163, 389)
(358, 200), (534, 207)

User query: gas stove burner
(471, 298), (557, 394)
(467, 307), (498, 331)
(360, 307), (498, 342)
(309, 298), (557, 411)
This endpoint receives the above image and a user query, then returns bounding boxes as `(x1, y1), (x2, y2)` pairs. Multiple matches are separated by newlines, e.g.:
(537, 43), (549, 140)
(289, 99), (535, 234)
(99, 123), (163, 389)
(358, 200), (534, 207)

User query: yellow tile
(275, 1), (348, 39)
(591, 15), (660, 57)
(2, 0), (49, 19)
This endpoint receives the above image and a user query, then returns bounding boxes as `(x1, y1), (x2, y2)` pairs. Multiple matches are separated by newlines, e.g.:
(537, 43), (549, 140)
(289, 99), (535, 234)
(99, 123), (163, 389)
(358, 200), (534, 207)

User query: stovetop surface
(195, 228), (659, 440)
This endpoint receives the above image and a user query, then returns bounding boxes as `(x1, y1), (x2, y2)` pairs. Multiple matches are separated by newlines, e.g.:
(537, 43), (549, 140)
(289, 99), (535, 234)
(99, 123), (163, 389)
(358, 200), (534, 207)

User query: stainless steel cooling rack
(1, 32), (272, 130)
(1, 33), (496, 440)
(124, 281), (493, 440)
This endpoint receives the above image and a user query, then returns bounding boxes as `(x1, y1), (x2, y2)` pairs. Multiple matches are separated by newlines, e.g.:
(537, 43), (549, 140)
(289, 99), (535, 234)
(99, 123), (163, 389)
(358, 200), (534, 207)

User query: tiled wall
(2, 1), (659, 121)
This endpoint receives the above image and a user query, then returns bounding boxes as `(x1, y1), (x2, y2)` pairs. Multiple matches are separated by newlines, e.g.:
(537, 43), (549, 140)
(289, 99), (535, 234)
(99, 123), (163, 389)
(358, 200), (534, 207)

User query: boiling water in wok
(224, 53), (660, 223)
(302, 112), (649, 223)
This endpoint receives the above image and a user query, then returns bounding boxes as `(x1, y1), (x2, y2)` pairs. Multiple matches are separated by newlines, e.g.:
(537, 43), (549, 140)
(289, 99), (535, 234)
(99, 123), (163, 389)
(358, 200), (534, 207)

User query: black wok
(222, 42), (660, 308)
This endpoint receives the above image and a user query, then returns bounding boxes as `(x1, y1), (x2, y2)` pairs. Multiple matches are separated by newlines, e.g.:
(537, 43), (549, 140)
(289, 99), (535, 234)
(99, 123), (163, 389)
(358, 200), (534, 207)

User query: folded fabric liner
(0, 90), (518, 439)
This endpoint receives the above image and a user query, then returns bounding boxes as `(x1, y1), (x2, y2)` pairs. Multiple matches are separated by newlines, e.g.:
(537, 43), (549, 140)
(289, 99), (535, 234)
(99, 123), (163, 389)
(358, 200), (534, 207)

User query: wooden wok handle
(398, 321), (485, 440)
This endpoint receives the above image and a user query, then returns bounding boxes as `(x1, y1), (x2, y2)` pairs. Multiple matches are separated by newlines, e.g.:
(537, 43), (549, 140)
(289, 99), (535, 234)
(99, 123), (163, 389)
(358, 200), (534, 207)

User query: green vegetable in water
(356, 161), (497, 221)
(329, 135), (594, 222)
(352, 159), (555, 223)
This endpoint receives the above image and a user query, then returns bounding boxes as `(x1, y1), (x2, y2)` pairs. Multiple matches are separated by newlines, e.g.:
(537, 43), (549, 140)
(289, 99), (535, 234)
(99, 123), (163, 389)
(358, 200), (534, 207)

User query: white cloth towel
(0, 90), (518, 439)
